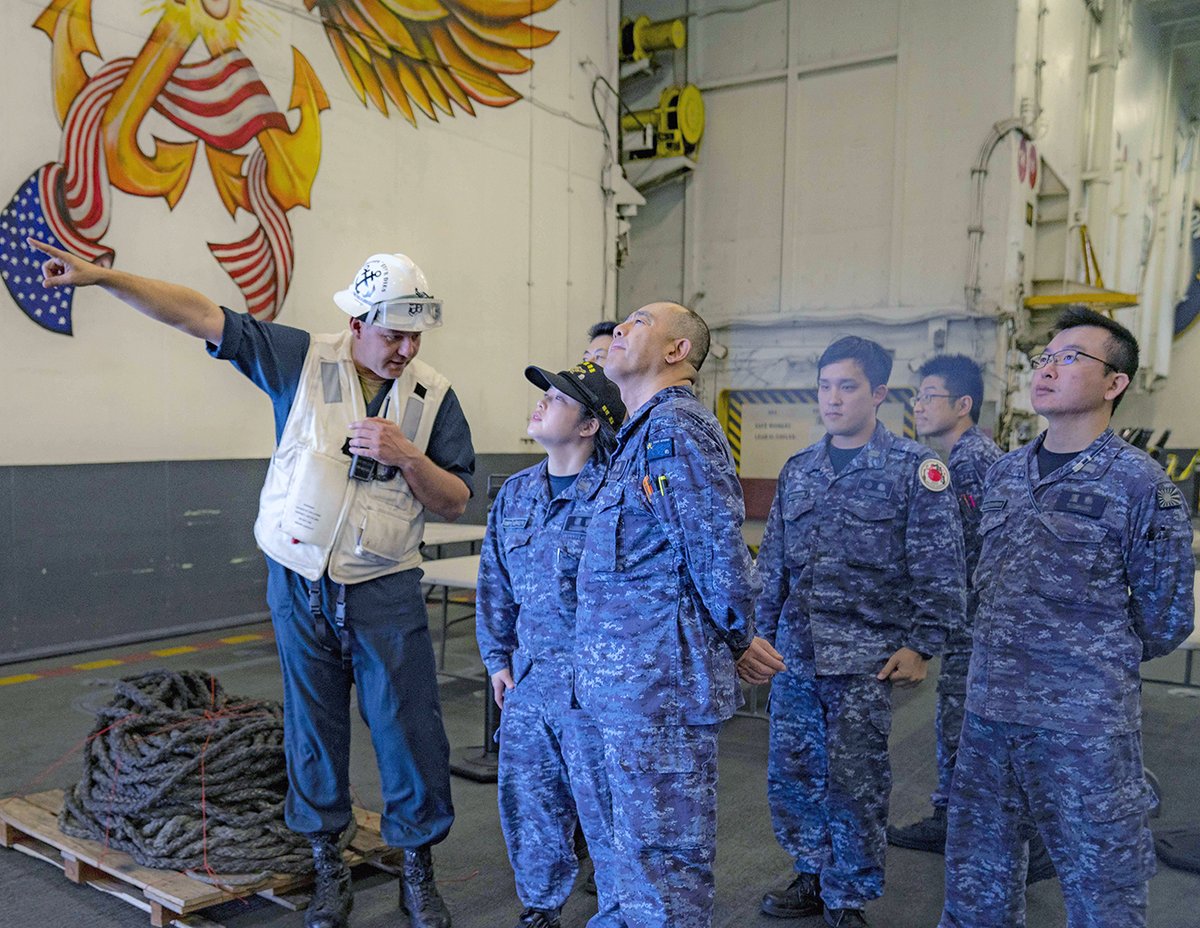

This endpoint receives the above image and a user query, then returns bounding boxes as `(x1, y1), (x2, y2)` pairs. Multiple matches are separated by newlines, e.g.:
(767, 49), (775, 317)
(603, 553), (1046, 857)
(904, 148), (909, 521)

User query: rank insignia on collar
(918, 458), (950, 492)
(1157, 483), (1184, 510)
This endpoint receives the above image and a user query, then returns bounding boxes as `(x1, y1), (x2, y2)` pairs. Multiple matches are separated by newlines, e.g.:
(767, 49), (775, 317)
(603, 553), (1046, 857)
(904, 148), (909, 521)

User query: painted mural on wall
(1174, 202), (1200, 337)
(1, 0), (559, 335)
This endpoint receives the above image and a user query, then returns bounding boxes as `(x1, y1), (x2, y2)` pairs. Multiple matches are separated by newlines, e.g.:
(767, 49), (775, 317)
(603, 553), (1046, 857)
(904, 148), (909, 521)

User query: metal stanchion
(448, 473), (509, 783)
(449, 675), (501, 782)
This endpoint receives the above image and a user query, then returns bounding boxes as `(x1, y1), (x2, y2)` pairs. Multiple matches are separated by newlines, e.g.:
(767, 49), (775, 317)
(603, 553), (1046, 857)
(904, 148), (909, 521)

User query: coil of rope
(58, 669), (323, 879)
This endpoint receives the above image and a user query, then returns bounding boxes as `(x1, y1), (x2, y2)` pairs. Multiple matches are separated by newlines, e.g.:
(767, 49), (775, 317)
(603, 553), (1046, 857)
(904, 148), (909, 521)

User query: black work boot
(514, 908), (561, 928)
(306, 833), (352, 928)
(1026, 832), (1057, 885)
(886, 804), (948, 853)
(824, 906), (870, 927)
(761, 872), (822, 918)
(400, 845), (451, 928)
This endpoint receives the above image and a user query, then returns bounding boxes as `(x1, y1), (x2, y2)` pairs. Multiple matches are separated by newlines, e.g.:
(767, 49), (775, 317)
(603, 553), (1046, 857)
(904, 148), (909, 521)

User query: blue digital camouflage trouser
(599, 722), (719, 928)
(940, 712), (1156, 928)
(932, 648), (971, 807)
(267, 562), (454, 847)
(768, 673), (893, 910)
(497, 665), (623, 926)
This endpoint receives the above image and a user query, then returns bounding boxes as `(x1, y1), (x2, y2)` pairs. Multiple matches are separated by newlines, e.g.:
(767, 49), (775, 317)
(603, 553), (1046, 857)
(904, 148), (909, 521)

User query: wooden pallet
(0, 789), (399, 927)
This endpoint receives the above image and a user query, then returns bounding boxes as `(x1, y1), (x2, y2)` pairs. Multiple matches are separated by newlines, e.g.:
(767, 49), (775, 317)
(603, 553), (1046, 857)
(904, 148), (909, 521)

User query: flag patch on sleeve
(646, 439), (675, 461)
(1157, 484), (1184, 510)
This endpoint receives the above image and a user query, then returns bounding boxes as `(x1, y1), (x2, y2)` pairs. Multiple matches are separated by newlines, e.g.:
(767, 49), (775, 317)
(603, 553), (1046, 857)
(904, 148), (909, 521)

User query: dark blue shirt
(948, 425), (1005, 634)
(1036, 445), (1082, 480)
(827, 443), (865, 475)
(756, 423), (967, 675)
(547, 471), (579, 499)
(477, 458), (605, 706)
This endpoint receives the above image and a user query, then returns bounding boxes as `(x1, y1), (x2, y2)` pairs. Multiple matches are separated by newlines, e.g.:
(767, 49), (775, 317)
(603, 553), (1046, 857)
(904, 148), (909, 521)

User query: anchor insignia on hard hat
(354, 261), (388, 302)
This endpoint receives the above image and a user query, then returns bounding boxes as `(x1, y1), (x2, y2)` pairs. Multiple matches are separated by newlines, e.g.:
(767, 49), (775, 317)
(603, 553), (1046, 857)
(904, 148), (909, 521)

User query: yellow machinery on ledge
(621, 84), (706, 160)
(620, 15), (686, 62)
(1024, 225), (1138, 312)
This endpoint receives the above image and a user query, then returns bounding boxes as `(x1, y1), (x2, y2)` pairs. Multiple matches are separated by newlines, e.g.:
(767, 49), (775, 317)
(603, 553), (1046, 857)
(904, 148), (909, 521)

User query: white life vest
(254, 331), (450, 583)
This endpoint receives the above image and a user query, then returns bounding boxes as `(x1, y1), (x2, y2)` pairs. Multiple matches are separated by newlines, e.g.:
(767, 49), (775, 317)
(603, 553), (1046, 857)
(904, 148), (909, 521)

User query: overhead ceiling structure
(1143, 0), (1200, 120)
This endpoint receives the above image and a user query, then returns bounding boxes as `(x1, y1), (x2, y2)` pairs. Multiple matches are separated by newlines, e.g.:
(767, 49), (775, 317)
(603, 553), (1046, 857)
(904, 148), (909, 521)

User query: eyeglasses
(913, 392), (957, 407)
(1030, 348), (1115, 371)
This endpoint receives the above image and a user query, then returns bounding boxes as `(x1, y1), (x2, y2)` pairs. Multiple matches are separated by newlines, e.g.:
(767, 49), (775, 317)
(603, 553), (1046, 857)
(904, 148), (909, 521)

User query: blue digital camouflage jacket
(756, 421), (967, 675)
(967, 428), (1194, 735)
(476, 457), (605, 702)
(949, 425), (1005, 631)
(575, 386), (760, 725)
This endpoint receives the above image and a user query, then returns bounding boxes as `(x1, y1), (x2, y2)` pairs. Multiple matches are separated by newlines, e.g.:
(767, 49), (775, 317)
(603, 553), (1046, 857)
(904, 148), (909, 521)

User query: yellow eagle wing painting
(1, 0), (560, 335)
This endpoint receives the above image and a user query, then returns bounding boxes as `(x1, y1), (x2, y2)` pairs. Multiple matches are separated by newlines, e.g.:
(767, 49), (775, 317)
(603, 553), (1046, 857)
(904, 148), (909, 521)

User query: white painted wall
(1, 0), (619, 464)
(619, 0), (1198, 450)
(618, 0), (1018, 424)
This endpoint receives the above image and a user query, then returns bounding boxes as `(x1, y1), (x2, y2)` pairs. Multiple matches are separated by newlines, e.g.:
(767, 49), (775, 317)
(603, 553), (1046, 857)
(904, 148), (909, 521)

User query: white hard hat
(333, 253), (443, 331)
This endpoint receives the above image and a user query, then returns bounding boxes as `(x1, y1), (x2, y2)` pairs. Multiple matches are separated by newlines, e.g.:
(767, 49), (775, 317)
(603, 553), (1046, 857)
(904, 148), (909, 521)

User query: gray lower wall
(0, 453), (542, 665)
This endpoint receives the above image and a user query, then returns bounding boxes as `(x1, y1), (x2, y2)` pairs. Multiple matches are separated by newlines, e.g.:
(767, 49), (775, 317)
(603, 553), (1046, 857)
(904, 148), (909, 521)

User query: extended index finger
(26, 237), (70, 261)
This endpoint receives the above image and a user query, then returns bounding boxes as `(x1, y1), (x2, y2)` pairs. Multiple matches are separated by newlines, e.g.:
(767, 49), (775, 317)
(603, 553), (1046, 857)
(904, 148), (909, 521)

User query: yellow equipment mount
(621, 84), (705, 160)
(621, 16), (686, 62)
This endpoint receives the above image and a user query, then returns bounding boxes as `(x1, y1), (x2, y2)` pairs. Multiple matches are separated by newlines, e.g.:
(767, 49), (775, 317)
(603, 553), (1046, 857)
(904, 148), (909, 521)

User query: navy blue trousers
(497, 664), (622, 925)
(941, 712), (1155, 928)
(267, 560), (454, 848)
(932, 648), (971, 807)
(600, 722), (720, 928)
(768, 673), (894, 910)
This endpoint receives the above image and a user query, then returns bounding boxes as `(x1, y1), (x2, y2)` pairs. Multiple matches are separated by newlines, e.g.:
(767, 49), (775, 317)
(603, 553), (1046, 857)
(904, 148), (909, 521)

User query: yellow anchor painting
(2, 0), (559, 334)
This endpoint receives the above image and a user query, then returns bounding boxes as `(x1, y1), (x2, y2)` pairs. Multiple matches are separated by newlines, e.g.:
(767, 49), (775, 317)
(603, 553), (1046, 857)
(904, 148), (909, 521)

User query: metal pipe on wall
(1151, 123), (1198, 383)
(1082, 0), (1121, 274)
(1145, 29), (1181, 380)
(1031, 0), (1048, 133)
(965, 117), (1031, 313)
(1173, 127), (1199, 303)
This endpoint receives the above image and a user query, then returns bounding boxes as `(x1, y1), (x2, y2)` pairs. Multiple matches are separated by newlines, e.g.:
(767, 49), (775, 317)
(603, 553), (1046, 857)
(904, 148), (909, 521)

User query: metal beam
(697, 50), (898, 94)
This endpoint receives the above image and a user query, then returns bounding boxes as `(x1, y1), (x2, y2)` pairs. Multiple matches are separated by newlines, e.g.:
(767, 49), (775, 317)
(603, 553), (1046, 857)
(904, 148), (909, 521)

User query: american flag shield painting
(3, 0), (561, 335)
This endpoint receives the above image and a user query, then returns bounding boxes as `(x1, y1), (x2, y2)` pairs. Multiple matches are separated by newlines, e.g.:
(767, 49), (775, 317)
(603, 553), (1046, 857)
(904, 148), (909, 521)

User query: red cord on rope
(198, 673), (217, 884)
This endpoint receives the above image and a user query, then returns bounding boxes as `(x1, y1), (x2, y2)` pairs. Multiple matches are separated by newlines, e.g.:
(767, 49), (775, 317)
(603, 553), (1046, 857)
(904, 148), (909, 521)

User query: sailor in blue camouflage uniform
(477, 361), (627, 928)
(574, 302), (784, 928)
(757, 337), (966, 928)
(940, 308), (1195, 928)
(888, 356), (1005, 856)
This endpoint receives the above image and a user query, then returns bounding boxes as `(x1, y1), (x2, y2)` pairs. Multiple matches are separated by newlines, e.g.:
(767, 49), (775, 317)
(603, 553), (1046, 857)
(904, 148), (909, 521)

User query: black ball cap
(524, 361), (626, 430)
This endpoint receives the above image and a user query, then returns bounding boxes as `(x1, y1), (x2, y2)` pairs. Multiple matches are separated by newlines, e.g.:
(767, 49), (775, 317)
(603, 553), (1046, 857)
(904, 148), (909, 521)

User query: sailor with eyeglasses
(887, 355), (1005, 860)
(939, 307), (1194, 928)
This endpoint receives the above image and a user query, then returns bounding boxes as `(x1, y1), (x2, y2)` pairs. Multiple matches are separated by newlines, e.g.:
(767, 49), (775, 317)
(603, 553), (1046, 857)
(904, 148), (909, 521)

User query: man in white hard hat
(28, 239), (472, 928)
